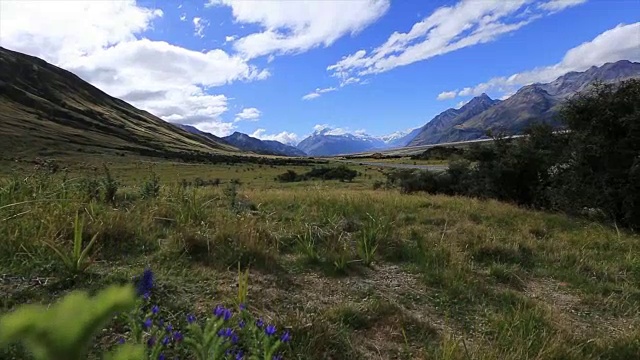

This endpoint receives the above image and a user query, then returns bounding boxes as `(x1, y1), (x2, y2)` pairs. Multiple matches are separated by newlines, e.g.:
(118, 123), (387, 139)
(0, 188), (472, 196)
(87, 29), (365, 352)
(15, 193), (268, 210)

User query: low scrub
(277, 165), (358, 183)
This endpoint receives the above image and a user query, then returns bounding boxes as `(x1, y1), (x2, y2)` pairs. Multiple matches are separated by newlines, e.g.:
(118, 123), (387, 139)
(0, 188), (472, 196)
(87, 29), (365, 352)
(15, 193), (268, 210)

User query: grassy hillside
(0, 47), (239, 159)
(1, 162), (638, 359)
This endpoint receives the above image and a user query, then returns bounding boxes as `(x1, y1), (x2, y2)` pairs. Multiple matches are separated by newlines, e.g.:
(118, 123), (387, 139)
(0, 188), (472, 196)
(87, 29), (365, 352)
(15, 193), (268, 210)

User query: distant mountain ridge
(0, 46), (239, 157)
(407, 93), (501, 146)
(407, 60), (640, 146)
(223, 132), (306, 157)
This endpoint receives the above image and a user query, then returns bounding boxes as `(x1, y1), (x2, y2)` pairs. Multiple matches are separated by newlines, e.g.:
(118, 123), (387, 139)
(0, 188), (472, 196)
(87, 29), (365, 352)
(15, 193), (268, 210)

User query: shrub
(140, 171), (161, 199)
(101, 165), (119, 204)
(276, 170), (301, 183)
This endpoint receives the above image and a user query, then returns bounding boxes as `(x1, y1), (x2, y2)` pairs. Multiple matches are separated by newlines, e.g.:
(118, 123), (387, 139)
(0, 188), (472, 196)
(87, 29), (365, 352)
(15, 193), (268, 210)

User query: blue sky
(1, 0), (639, 144)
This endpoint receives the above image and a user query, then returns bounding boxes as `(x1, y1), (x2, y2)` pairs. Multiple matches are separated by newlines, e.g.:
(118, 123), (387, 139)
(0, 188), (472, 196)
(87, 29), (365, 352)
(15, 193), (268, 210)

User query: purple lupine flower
(162, 336), (171, 346)
(152, 305), (160, 314)
(217, 327), (234, 338)
(238, 320), (246, 329)
(239, 303), (246, 311)
(158, 354), (166, 360)
(223, 308), (232, 321)
(147, 336), (156, 348)
(235, 350), (245, 360)
(231, 333), (239, 344)
(165, 323), (173, 332)
(143, 318), (153, 330)
(213, 305), (225, 318)
(186, 314), (196, 324)
(256, 318), (264, 328)
(272, 354), (283, 360)
(117, 337), (126, 345)
(136, 269), (154, 297)
(159, 319), (165, 327)
(265, 324), (276, 336)
(280, 331), (291, 343)
(173, 331), (183, 343)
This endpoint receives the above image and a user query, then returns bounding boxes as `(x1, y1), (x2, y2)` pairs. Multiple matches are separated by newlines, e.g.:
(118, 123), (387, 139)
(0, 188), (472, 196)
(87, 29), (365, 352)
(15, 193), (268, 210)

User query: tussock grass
(1, 164), (639, 359)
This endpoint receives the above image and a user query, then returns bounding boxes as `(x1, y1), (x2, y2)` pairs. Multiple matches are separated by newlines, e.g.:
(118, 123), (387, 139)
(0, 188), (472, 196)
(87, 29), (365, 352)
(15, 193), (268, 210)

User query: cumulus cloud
(207, 0), (390, 59)
(180, 13), (187, 21)
(193, 17), (209, 38)
(437, 90), (458, 100)
(327, 0), (587, 80)
(442, 22), (640, 99)
(234, 107), (261, 122)
(225, 35), (237, 43)
(251, 129), (299, 145)
(301, 87), (337, 100)
(0, 0), (270, 137)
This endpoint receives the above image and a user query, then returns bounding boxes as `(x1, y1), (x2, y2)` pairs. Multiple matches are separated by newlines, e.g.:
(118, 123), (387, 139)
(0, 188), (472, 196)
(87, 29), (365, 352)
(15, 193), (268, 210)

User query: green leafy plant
(44, 211), (99, 273)
(140, 170), (161, 199)
(101, 165), (119, 204)
(237, 264), (249, 307)
(0, 285), (140, 360)
(356, 214), (390, 267)
(295, 225), (320, 263)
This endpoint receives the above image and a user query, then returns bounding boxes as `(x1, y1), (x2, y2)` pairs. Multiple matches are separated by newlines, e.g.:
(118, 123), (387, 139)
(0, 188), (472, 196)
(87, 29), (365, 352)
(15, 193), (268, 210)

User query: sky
(1, 0), (639, 145)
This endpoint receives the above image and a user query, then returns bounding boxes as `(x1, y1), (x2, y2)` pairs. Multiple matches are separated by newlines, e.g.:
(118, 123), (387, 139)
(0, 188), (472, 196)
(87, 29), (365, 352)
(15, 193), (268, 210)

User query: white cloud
(302, 93), (321, 101)
(538, 0), (587, 12)
(180, 13), (187, 21)
(234, 107), (261, 122)
(193, 121), (237, 137)
(437, 90), (458, 100)
(250, 129), (299, 145)
(312, 124), (362, 136)
(443, 22), (640, 98)
(301, 86), (338, 100)
(455, 100), (469, 109)
(193, 17), (209, 38)
(328, 0), (586, 79)
(0, 0), (270, 137)
(207, 0), (390, 59)
(225, 35), (238, 43)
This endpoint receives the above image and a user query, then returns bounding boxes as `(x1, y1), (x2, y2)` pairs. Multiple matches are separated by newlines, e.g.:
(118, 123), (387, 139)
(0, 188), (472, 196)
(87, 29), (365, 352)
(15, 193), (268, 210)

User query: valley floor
(1, 158), (639, 359)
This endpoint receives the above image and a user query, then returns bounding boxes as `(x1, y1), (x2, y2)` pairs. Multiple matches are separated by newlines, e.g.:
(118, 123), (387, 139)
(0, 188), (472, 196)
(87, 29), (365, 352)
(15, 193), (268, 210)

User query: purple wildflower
(158, 354), (165, 360)
(186, 314), (196, 324)
(136, 269), (154, 297)
(256, 318), (264, 328)
(272, 354), (283, 360)
(265, 324), (276, 336)
(235, 350), (245, 360)
(165, 323), (173, 332)
(162, 336), (170, 346)
(280, 331), (291, 343)
(147, 336), (156, 348)
(152, 305), (160, 314)
(238, 320), (246, 329)
(117, 337), (125, 345)
(143, 318), (152, 330)
(172, 331), (183, 343)
(239, 303), (246, 311)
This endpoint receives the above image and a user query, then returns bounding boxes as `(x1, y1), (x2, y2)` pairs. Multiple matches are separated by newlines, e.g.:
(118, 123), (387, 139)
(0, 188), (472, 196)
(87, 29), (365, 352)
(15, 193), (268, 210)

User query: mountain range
(1, 45), (638, 159)
(297, 60), (639, 154)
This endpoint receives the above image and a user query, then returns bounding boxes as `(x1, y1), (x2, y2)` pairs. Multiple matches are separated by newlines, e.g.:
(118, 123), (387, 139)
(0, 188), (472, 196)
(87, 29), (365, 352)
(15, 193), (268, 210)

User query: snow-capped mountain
(296, 127), (386, 156)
